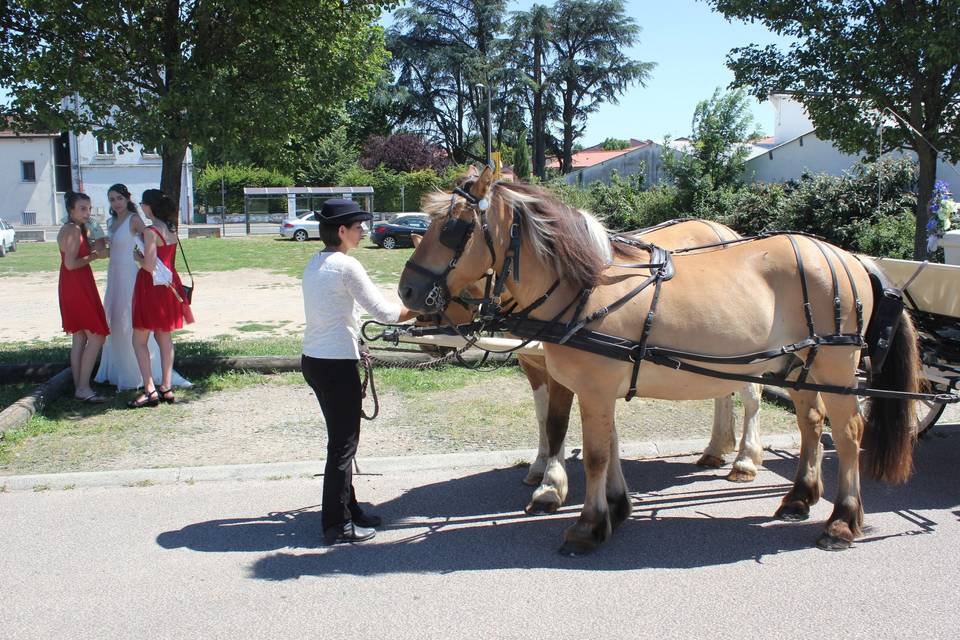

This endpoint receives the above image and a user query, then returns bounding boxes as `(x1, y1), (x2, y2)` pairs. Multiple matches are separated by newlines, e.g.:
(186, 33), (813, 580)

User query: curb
(0, 433), (801, 492)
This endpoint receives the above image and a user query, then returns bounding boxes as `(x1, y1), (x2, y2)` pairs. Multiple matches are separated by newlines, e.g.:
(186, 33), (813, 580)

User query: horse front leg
(526, 379), (574, 514)
(776, 391), (825, 521)
(816, 394), (865, 551)
(560, 394), (623, 556)
(727, 383), (763, 483)
(697, 393), (737, 468)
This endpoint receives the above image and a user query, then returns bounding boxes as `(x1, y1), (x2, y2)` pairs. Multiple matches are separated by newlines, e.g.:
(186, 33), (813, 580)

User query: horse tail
(860, 259), (921, 485)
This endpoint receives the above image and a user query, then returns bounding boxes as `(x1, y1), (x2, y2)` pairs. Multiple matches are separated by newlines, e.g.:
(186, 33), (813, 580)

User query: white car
(279, 212), (369, 242)
(0, 219), (16, 257)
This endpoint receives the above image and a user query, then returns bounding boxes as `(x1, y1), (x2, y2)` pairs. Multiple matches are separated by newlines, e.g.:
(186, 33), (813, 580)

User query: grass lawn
(0, 236), (415, 281)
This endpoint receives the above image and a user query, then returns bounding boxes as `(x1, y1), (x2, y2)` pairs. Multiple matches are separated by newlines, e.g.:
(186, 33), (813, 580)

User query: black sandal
(157, 386), (176, 404)
(127, 389), (159, 409)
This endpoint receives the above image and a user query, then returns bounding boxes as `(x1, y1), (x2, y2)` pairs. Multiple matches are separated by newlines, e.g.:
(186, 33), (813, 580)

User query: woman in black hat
(301, 199), (417, 545)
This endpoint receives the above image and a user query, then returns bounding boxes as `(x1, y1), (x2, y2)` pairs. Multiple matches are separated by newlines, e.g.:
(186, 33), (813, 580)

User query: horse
(413, 218), (765, 519)
(399, 167), (919, 555)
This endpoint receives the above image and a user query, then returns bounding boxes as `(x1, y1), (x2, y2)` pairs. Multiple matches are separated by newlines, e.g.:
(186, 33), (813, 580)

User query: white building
(0, 130), (62, 225)
(69, 131), (194, 225)
(743, 94), (960, 196)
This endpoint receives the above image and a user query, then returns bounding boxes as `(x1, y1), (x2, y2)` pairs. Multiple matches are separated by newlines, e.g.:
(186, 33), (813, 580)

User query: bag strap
(176, 232), (194, 287)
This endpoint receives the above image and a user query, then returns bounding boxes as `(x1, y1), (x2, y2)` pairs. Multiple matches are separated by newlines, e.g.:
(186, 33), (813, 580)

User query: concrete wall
(564, 145), (668, 187)
(0, 136), (58, 225)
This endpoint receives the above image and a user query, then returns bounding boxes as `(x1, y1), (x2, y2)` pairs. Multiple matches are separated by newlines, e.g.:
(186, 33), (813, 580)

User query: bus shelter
(242, 186), (374, 233)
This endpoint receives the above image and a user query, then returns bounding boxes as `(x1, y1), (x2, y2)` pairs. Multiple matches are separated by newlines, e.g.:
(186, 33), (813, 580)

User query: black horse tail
(860, 259), (920, 485)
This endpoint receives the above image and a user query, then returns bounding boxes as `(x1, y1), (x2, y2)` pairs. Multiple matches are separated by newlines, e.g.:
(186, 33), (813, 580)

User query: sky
(1, 1), (792, 146)
(494, 0), (794, 145)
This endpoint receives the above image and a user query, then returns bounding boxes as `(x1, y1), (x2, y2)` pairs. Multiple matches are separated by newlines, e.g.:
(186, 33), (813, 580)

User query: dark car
(369, 213), (430, 249)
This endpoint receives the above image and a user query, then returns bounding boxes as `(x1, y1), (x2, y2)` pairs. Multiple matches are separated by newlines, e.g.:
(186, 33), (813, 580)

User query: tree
(297, 128), (360, 187)
(0, 1), (391, 211)
(507, 3), (555, 179)
(361, 133), (450, 173)
(600, 137), (631, 150)
(549, 0), (654, 173)
(386, 0), (508, 164)
(661, 88), (762, 211)
(708, 0), (960, 259)
(514, 128), (532, 180)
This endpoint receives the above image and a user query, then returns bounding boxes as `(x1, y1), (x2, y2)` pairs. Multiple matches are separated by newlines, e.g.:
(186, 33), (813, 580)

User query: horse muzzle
(399, 261), (449, 312)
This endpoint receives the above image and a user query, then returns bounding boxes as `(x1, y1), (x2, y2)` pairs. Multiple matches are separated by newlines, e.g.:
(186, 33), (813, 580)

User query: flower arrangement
(926, 179), (960, 252)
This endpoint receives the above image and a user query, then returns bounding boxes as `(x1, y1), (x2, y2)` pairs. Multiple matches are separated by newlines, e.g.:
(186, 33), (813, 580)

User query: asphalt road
(2, 426), (958, 640)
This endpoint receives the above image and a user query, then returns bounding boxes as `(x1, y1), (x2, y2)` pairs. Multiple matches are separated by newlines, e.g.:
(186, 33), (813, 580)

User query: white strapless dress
(94, 214), (192, 390)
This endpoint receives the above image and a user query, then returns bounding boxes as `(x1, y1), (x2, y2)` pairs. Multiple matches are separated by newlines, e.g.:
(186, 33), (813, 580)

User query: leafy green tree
(514, 129), (532, 180)
(600, 138), (631, 150)
(708, 0), (960, 259)
(297, 128), (360, 187)
(549, 0), (654, 173)
(0, 1), (391, 210)
(506, 3), (555, 179)
(387, 0), (508, 164)
(195, 164), (293, 214)
(661, 88), (762, 211)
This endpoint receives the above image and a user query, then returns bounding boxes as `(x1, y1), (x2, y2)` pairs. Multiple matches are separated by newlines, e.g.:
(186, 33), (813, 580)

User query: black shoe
(324, 522), (376, 545)
(351, 511), (382, 528)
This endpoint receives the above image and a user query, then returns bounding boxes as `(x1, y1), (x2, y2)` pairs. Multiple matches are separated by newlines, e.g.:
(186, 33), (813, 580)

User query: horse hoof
(525, 499), (560, 515)
(816, 533), (852, 551)
(726, 468), (756, 483)
(558, 540), (596, 557)
(775, 502), (810, 521)
(521, 472), (543, 486)
(696, 454), (725, 469)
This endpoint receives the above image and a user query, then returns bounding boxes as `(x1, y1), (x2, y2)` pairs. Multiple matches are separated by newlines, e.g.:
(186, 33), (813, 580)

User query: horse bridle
(404, 185), (521, 320)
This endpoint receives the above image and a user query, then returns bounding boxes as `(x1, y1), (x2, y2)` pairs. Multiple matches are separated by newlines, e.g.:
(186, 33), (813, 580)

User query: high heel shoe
(157, 386), (176, 404)
(127, 389), (159, 409)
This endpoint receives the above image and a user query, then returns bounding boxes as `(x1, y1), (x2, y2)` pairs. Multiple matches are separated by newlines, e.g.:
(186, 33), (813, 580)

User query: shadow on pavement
(155, 425), (960, 580)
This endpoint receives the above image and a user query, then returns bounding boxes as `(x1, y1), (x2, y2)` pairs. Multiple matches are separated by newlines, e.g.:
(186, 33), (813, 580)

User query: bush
(195, 164), (294, 213)
(338, 164), (467, 212)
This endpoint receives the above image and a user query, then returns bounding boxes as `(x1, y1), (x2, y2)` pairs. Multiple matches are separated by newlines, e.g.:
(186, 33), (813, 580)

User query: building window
(22, 211), (37, 225)
(21, 161), (36, 182)
(768, 151), (774, 160)
(141, 146), (159, 156)
(96, 136), (115, 155)
(799, 136), (804, 147)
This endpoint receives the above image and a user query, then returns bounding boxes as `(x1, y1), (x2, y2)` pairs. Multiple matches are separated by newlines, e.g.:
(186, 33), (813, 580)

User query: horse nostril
(399, 285), (414, 303)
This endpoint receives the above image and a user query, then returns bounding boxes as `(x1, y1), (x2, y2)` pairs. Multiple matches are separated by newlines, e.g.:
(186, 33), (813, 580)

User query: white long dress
(94, 214), (192, 390)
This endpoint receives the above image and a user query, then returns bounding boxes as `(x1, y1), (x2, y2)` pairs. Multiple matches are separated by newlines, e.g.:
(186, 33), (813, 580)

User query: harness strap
(823, 242), (864, 336)
(626, 274), (666, 401)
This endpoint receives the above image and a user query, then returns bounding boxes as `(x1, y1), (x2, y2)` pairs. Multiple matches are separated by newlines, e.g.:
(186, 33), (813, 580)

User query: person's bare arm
(58, 226), (98, 270)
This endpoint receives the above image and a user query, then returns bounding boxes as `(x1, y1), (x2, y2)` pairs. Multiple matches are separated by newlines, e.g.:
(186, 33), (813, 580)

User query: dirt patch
(2, 268), (401, 342)
(0, 372), (800, 475)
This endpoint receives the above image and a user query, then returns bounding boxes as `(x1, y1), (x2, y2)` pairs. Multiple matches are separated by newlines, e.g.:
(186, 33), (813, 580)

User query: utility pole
(219, 175), (226, 237)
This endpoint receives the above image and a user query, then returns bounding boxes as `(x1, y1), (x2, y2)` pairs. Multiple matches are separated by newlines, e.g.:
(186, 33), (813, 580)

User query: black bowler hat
(317, 198), (373, 225)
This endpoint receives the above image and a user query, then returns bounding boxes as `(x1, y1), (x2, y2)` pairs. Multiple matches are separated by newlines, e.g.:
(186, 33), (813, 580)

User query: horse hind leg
(775, 390), (825, 521)
(727, 383), (763, 483)
(522, 380), (552, 486)
(697, 393), (736, 469)
(816, 393), (865, 551)
(605, 428), (631, 530)
(526, 380), (573, 515)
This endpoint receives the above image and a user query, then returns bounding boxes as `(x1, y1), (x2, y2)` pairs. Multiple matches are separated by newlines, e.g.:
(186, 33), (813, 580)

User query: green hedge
(195, 164), (294, 214)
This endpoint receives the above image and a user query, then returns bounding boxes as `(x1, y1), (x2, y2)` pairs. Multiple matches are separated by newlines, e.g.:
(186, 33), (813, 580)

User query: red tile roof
(546, 140), (652, 169)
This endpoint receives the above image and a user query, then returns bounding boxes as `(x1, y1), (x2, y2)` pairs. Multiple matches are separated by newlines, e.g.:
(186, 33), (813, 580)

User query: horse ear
(411, 233), (422, 248)
(471, 165), (494, 198)
(466, 165), (479, 178)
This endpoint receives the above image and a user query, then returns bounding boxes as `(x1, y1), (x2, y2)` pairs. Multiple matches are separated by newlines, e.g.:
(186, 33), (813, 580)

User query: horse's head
(410, 233), (484, 326)
(399, 166), (504, 312)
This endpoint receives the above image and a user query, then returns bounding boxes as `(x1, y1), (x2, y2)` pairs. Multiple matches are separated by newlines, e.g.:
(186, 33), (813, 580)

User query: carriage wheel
(916, 390), (947, 438)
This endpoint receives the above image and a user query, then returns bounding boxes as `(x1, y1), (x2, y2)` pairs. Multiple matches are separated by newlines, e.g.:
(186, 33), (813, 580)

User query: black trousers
(301, 355), (365, 531)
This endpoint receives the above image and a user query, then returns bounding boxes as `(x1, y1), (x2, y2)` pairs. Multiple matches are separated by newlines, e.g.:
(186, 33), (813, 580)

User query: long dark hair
(141, 189), (178, 231)
(64, 191), (92, 238)
(108, 183), (138, 216)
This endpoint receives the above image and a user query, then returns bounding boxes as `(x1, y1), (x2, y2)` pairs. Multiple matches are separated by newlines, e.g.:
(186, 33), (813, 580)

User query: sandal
(76, 393), (107, 405)
(127, 389), (159, 409)
(157, 386), (176, 404)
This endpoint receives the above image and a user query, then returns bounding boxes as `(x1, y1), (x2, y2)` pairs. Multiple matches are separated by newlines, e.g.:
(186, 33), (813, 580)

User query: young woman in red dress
(57, 191), (110, 404)
(128, 189), (194, 408)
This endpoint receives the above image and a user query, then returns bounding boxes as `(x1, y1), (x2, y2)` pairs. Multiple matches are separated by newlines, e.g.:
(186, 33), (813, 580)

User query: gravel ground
(0, 370), (801, 475)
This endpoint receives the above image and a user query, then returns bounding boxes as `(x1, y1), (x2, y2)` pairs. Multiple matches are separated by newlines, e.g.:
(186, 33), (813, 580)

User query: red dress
(59, 231), (110, 336)
(132, 227), (195, 331)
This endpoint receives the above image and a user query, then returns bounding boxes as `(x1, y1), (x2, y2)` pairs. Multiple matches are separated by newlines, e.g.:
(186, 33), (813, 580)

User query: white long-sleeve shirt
(301, 251), (401, 359)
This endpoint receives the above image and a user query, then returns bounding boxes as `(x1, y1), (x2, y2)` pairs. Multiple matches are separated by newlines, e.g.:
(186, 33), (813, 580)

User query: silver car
(280, 212), (369, 242)
(0, 219), (16, 257)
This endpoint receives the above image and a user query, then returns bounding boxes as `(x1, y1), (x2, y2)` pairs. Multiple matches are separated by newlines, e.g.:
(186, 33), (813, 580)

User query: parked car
(280, 212), (369, 242)
(0, 219), (16, 257)
(370, 213), (430, 249)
